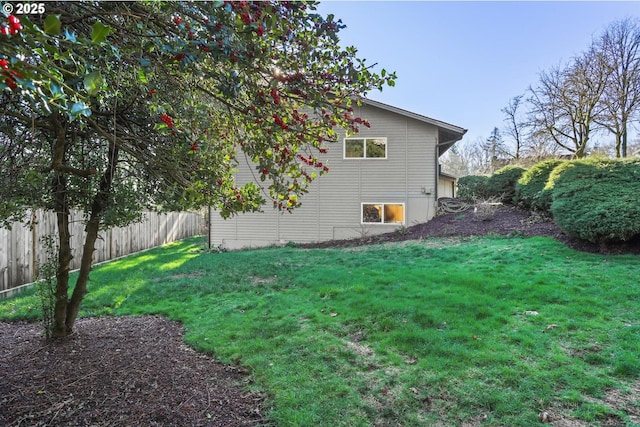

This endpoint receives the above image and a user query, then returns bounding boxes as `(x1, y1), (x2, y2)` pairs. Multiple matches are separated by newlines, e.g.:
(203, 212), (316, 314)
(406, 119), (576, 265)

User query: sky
(315, 1), (640, 145)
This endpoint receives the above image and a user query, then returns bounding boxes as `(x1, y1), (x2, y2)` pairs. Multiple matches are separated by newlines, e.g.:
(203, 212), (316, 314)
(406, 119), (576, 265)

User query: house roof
(362, 98), (467, 155)
(439, 171), (458, 181)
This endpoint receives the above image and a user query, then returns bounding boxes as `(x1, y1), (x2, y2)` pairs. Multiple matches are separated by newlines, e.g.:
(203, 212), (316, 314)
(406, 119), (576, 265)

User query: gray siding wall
(210, 104), (439, 249)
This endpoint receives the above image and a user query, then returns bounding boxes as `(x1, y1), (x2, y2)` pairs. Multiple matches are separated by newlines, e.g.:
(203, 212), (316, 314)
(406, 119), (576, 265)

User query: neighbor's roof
(362, 98), (467, 150)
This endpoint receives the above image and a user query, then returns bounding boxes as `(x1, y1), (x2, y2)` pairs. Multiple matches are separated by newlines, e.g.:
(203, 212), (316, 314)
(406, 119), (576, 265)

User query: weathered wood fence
(0, 210), (204, 294)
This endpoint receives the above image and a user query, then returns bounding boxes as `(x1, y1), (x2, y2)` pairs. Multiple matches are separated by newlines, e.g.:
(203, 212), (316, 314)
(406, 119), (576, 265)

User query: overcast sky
(315, 1), (640, 145)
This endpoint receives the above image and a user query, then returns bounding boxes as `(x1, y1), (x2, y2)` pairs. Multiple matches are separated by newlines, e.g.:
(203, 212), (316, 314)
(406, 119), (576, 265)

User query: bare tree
(501, 95), (527, 161)
(527, 129), (564, 161)
(593, 18), (640, 157)
(439, 136), (495, 176)
(529, 49), (607, 158)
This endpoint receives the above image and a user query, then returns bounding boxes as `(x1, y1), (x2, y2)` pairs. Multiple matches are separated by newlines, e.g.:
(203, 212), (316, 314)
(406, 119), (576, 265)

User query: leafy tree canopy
(1, 0), (395, 222)
(0, 0), (395, 337)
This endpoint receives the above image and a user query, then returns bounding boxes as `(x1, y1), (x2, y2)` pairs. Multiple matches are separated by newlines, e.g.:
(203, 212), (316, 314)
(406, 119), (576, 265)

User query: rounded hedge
(550, 158), (640, 244)
(485, 165), (526, 203)
(457, 175), (489, 201)
(514, 159), (565, 211)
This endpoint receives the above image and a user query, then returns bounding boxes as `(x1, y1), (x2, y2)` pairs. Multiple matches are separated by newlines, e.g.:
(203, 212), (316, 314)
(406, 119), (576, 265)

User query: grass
(2, 235), (640, 426)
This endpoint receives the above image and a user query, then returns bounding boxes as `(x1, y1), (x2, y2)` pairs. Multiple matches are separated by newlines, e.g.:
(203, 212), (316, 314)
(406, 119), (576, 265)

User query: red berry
(7, 15), (19, 25)
(0, 59), (8, 69)
(160, 113), (174, 128)
(173, 16), (183, 25)
(1, 25), (9, 36)
(5, 77), (16, 89)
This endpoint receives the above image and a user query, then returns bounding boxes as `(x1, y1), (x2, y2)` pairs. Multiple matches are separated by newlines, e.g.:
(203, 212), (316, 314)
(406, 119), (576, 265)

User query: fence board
(0, 210), (203, 293)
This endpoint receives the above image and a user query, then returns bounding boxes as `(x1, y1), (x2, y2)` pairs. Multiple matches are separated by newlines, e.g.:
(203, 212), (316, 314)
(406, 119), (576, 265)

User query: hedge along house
(210, 98), (466, 249)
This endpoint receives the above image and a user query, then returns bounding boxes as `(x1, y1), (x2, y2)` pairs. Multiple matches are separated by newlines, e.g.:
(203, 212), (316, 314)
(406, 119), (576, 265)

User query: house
(438, 171), (458, 199)
(209, 98), (466, 249)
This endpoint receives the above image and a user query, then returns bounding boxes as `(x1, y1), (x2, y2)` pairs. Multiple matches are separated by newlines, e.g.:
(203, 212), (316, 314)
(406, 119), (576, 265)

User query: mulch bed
(1, 205), (638, 427)
(0, 316), (269, 427)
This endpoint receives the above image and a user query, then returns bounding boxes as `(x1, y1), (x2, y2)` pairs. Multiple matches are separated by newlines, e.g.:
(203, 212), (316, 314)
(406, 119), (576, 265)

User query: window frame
(344, 137), (388, 159)
(361, 202), (405, 225)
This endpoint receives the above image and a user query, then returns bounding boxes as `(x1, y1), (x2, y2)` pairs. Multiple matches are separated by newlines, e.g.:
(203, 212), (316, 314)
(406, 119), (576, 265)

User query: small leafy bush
(485, 165), (526, 204)
(457, 175), (489, 201)
(550, 158), (640, 244)
(473, 196), (502, 221)
(515, 159), (565, 212)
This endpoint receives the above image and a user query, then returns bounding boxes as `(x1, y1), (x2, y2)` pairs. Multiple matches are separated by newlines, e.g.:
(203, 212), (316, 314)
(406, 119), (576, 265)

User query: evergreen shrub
(485, 165), (526, 203)
(550, 158), (640, 244)
(515, 159), (565, 212)
(457, 175), (489, 201)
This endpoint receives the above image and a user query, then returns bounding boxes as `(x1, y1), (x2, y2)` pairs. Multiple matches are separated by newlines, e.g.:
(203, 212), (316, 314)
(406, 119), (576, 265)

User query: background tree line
(443, 17), (640, 176)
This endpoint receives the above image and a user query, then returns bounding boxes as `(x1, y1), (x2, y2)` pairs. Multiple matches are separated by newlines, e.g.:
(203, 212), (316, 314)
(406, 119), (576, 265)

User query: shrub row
(457, 166), (525, 203)
(514, 159), (564, 211)
(457, 158), (640, 245)
(548, 158), (640, 244)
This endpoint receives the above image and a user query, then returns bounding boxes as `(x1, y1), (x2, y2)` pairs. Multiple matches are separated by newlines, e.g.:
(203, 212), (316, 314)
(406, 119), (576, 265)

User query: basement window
(344, 137), (387, 159)
(362, 203), (405, 224)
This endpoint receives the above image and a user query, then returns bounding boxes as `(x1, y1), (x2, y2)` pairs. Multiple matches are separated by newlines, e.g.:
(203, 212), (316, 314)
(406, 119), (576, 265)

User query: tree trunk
(52, 172), (73, 338)
(622, 120), (628, 157)
(51, 114), (73, 338)
(65, 141), (119, 334)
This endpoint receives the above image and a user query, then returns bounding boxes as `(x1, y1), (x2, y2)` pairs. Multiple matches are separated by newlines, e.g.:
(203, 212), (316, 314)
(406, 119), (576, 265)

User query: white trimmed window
(361, 203), (405, 224)
(344, 137), (387, 159)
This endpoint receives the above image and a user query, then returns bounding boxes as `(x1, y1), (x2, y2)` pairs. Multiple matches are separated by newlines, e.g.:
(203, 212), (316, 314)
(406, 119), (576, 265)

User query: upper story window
(344, 137), (387, 159)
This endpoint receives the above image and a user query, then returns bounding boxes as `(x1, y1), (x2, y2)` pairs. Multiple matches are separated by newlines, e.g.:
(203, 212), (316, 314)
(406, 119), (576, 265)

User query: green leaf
(44, 15), (61, 35)
(15, 77), (36, 90)
(91, 21), (112, 43)
(137, 58), (151, 68)
(49, 82), (64, 99)
(64, 29), (77, 43)
(137, 69), (148, 84)
(83, 71), (103, 96)
(69, 102), (92, 120)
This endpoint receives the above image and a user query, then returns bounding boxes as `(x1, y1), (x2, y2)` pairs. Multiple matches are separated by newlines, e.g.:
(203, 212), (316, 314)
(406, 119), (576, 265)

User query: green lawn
(2, 236), (640, 426)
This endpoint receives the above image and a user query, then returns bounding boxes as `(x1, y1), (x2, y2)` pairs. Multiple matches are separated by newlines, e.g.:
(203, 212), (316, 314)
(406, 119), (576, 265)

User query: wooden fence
(0, 210), (204, 295)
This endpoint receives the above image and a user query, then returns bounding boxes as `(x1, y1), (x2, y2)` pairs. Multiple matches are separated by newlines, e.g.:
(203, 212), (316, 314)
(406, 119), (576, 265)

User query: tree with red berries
(0, 1), (395, 337)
